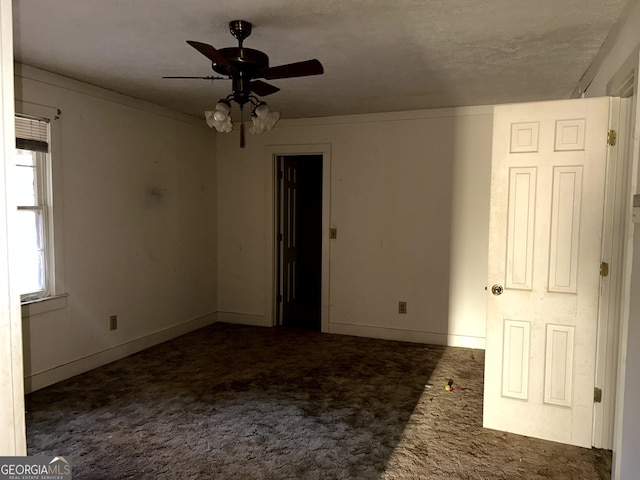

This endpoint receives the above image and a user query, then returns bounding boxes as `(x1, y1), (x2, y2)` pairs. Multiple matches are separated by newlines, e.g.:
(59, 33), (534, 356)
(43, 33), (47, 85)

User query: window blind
(15, 114), (49, 153)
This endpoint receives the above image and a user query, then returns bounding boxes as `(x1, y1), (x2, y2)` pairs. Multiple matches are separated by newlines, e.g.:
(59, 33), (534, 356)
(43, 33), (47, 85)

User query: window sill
(21, 293), (69, 318)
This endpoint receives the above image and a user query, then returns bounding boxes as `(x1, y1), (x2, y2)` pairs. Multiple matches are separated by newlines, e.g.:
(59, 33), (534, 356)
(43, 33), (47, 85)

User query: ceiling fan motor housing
(211, 47), (270, 78)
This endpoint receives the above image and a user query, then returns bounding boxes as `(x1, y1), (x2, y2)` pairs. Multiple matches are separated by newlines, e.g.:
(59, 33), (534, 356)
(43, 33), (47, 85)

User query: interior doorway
(275, 154), (323, 330)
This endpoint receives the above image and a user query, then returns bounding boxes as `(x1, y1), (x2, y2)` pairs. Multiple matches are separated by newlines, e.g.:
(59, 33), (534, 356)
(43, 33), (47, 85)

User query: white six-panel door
(483, 97), (611, 448)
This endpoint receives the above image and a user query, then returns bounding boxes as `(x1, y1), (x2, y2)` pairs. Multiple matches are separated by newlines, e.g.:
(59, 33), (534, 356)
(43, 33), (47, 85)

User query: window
(14, 114), (53, 302)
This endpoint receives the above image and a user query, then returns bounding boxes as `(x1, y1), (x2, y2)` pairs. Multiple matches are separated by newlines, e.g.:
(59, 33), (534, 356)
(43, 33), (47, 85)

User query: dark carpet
(25, 323), (611, 479)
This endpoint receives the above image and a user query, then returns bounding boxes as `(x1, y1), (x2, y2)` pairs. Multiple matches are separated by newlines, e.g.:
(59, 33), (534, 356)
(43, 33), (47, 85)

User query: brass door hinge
(594, 387), (603, 403)
(608, 129), (617, 146)
(600, 262), (609, 277)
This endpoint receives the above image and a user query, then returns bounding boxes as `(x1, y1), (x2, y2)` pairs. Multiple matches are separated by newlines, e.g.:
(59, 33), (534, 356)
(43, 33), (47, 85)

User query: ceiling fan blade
(263, 59), (324, 80)
(186, 40), (230, 66)
(250, 80), (280, 96)
(162, 76), (225, 80)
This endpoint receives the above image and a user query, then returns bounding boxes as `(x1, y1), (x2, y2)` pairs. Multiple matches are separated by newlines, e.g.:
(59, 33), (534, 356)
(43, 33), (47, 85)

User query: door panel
(483, 97), (611, 448)
(502, 319), (530, 400)
(282, 156), (299, 324)
(506, 167), (536, 290)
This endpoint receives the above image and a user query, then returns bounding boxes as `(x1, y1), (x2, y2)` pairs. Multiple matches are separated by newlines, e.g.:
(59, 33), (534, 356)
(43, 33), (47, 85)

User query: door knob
(491, 284), (504, 296)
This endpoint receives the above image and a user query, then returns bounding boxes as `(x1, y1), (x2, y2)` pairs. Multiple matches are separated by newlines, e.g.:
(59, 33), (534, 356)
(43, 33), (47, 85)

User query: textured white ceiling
(12, 0), (628, 120)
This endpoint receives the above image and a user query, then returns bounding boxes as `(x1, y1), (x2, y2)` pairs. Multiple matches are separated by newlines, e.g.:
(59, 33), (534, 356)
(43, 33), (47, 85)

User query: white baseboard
(24, 312), (218, 393)
(328, 322), (486, 349)
(217, 312), (273, 327)
(24, 315), (482, 393)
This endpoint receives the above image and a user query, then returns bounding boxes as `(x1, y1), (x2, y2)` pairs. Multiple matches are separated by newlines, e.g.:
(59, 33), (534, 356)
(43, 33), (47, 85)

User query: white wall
(15, 65), (218, 391)
(217, 107), (492, 348)
(585, 1), (640, 478)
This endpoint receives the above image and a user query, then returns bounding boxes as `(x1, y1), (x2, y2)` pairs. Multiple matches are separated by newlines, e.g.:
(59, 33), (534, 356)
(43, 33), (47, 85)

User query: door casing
(593, 95), (632, 449)
(264, 144), (331, 332)
(603, 47), (640, 476)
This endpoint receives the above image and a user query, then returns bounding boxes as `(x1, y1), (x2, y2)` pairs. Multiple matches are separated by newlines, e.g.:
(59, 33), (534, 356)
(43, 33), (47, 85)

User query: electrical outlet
(110, 315), (118, 331)
(398, 301), (407, 314)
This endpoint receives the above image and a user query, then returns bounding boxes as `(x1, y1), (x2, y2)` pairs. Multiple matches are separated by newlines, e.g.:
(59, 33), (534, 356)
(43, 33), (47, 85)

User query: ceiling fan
(164, 20), (324, 146)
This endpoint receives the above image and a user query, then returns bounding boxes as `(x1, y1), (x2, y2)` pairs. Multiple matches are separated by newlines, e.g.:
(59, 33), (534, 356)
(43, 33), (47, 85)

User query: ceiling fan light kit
(164, 20), (324, 147)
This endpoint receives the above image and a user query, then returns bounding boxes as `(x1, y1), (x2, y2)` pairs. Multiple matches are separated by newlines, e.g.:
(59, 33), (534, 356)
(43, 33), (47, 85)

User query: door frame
(601, 47), (640, 472)
(0, 0), (27, 455)
(593, 96), (626, 449)
(588, 47), (640, 452)
(264, 144), (331, 332)
(275, 154), (324, 328)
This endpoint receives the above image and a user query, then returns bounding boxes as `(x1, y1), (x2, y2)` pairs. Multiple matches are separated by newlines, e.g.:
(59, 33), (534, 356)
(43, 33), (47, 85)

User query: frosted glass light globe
(213, 110), (227, 122)
(255, 103), (269, 118)
(215, 101), (230, 114)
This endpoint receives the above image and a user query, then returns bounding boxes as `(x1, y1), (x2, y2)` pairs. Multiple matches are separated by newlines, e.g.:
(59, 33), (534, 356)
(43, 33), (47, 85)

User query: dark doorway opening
(276, 155), (323, 330)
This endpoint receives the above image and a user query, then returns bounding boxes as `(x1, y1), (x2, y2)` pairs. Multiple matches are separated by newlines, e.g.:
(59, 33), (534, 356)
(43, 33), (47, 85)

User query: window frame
(15, 145), (52, 302)
(14, 102), (65, 309)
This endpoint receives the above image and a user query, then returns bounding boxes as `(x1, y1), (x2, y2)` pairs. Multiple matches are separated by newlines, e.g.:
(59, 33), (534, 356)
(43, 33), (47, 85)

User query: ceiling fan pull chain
(240, 105), (245, 148)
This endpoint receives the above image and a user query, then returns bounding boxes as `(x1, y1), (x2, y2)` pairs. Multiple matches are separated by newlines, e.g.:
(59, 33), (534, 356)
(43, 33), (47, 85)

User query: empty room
(2, 0), (640, 479)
